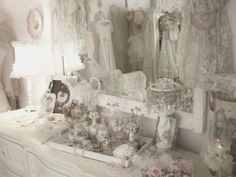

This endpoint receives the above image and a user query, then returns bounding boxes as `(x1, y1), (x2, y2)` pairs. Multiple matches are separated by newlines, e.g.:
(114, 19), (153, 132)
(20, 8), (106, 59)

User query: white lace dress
(156, 13), (180, 79)
(95, 20), (116, 72)
(176, 0), (233, 89)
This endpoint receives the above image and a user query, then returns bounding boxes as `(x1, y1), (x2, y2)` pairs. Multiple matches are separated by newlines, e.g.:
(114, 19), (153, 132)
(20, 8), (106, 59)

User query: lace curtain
(0, 15), (18, 111)
(153, 0), (185, 12)
(51, 0), (88, 60)
(176, 0), (233, 89)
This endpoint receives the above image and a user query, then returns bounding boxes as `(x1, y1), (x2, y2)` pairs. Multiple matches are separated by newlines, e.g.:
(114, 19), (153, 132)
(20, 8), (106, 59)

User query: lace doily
(154, 0), (185, 12)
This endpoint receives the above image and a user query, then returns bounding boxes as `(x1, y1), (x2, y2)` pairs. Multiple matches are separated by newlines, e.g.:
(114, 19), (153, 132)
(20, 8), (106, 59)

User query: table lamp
(10, 42), (55, 111)
(62, 42), (85, 75)
(146, 78), (182, 152)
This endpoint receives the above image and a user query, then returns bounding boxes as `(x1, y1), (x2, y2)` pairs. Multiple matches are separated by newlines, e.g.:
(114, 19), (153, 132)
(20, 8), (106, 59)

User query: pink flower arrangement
(145, 160), (193, 177)
(179, 160), (193, 174)
(170, 160), (193, 175)
(147, 167), (163, 177)
(170, 160), (182, 173)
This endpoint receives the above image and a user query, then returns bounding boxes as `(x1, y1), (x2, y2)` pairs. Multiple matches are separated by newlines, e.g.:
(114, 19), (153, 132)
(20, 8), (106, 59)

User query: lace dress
(127, 10), (146, 72)
(156, 13), (180, 79)
(176, 0), (233, 89)
(95, 20), (116, 72)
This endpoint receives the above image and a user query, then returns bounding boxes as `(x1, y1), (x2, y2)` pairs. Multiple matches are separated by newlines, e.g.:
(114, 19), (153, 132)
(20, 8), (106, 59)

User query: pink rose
(179, 160), (193, 174)
(170, 160), (182, 173)
(147, 167), (163, 177)
(170, 160), (193, 175)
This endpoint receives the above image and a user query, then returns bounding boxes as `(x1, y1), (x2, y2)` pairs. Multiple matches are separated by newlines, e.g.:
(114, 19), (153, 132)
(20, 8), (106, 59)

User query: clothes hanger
(94, 0), (106, 22)
(94, 0), (111, 26)
(98, 19), (111, 26)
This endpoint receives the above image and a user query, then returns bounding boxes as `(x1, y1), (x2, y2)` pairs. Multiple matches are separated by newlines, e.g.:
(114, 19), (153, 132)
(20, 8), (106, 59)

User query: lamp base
(156, 113), (172, 152)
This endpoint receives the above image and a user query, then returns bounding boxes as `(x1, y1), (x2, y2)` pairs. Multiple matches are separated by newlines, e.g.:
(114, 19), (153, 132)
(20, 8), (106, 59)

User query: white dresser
(0, 110), (213, 177)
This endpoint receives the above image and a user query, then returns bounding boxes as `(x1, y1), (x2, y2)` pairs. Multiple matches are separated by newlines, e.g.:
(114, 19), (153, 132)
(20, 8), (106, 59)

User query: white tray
(48, 136), (152, 168)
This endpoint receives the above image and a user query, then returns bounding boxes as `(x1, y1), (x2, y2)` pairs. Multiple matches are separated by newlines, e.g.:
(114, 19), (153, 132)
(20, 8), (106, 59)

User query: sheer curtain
(0, 14), (18, 112)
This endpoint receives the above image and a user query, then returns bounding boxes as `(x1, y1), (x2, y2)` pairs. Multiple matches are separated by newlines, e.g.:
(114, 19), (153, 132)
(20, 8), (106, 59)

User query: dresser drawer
(0, 160), (21, 177)
(4, 169), (21, 177)
(27, 152), (71, 177)
(0, 136), (24, 176)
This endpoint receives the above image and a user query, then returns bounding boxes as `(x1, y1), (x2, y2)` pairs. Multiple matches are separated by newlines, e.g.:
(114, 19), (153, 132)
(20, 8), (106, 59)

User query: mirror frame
(97, 88), (207, 134)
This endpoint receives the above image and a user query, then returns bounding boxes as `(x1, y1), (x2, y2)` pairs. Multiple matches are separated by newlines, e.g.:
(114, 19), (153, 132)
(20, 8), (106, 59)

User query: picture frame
(51, 79), (71, 114)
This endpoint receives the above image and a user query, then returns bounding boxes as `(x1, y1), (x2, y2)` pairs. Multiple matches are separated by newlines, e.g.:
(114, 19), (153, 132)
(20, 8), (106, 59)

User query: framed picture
(38, 92), (56, 117)
(27, 8), (43, 39)
(51, 79), (71, 114)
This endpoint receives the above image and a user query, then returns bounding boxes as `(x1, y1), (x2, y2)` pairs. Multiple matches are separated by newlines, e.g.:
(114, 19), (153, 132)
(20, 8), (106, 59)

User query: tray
(48, 135), (152, 168)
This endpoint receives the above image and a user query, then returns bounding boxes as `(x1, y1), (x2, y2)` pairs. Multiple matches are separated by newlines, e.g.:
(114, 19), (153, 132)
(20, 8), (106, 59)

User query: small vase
(89, 118), (98, 140)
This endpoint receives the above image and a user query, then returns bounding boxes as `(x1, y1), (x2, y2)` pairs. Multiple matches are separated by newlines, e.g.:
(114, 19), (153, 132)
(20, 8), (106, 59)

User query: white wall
(0, 0), (52, 107)
(0, 0), (52, 42)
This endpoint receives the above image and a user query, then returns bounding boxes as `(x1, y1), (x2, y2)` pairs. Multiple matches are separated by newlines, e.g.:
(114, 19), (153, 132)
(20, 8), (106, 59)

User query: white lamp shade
(11, 42), (55, 78)
(63, 42), (85, 72)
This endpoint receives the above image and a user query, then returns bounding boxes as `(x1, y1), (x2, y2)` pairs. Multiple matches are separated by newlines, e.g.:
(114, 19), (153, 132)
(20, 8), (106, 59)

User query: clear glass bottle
(89, 112), (99, 140)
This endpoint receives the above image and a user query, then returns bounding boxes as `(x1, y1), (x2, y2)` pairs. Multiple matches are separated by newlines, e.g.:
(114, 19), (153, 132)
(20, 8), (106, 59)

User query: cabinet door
(0, 136), (24, 176)
(27, 152), (71, 177)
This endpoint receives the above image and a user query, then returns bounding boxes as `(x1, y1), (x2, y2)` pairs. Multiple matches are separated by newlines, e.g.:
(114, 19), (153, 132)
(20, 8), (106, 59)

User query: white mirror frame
(97, 88), (207, 134)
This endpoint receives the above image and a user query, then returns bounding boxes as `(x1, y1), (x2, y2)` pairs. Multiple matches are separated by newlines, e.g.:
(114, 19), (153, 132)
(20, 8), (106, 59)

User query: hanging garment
(128, 33), (145, 71)
(142, 9), (158, 83)
(156, 12), (180, 79)
(95, 20), (116, 72)
(176, 0), (233, 89)
(110, 5), (129, 73)
(127, 10), (146, 72)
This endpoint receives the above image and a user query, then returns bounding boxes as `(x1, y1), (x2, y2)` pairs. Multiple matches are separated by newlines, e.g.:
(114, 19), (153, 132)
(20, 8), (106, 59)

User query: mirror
(48, 0), (221, 134)
(50, 0), (195, 112)
(80, 0), (194, 113)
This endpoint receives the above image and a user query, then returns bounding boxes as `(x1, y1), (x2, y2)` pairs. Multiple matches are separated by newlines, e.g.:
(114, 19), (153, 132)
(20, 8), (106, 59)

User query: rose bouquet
(63, 99), (89, 123)
(143, 160), (194, 177)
